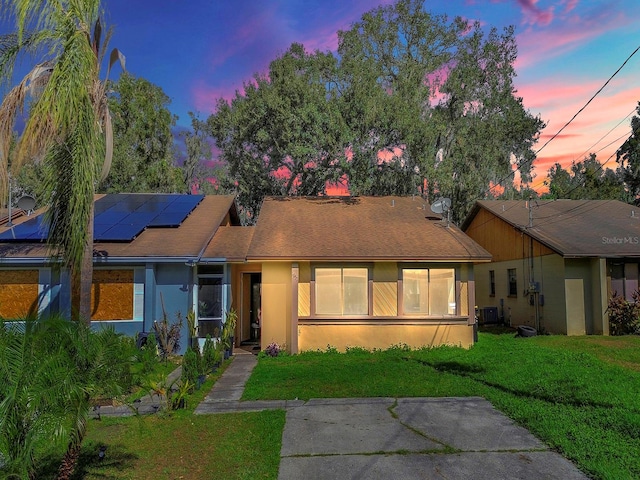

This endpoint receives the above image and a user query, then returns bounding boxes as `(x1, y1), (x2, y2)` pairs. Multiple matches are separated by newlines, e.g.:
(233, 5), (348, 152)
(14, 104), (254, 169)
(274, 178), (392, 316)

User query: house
(231, 196), (491, 352)
(462, 199), (640, 335)
(0, 194), (492, 353)
(0, 194), (240, 351)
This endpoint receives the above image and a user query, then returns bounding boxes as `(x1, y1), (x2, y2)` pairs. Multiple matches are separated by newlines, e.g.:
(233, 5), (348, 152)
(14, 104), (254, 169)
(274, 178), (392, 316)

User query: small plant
(607, 290), (640, 336)
(169, 380), (191, 410)
(137, 333), (158, 374)
(202, 334), (217, 372)
(264, 342), (281, 357)
(186, 310), (197, 348)
(181, 347), (198, 392)
(153, 295), (183, 360)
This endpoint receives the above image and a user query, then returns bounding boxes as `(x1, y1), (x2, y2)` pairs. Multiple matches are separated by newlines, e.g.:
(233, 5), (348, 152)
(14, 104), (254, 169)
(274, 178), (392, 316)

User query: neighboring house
(0, 194), (493, 353)
(462, 199), (640, 336)
(0, 194), (240, 352)
(234, 196), (491, 352)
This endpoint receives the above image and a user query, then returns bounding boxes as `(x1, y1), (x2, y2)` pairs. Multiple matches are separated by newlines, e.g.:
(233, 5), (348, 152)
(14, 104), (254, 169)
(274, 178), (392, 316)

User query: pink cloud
(516, 0), (555, 26)
(525, 79), (640, 182)
(191, 82), (238, 114)
(515, 7), (628, 69)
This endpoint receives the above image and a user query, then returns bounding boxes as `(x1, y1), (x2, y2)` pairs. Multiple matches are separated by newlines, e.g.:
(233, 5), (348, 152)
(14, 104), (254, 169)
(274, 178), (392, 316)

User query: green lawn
(44, 333), (640, 480)
(245, 333), (640, 480)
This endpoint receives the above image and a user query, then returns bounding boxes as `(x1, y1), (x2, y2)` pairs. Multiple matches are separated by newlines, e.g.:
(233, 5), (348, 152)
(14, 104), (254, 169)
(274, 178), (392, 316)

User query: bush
(153, 295), (183, 360)
(202, 335), (218, 371)
(181, 347), (198, 391)
(607, 290), (640, 336)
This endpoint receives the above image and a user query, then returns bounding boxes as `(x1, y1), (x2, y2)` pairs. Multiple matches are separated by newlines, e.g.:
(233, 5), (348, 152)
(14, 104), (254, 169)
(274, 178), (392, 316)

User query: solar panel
(0, 215), (48, 241)
(98, 222), (147, 242)
(0, 194), (206, 243)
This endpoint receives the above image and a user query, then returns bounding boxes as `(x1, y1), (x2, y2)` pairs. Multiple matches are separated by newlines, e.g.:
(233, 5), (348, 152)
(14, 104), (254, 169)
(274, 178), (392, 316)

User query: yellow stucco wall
(261, 261), (476, 352)
(261, 262), (292, 350)
(298, 322), (473, 351)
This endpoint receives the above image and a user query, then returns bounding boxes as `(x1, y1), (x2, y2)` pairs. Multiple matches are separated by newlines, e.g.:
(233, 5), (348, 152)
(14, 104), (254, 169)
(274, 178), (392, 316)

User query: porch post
(467, 280), (476, 326)
(291, 263), (299, 354)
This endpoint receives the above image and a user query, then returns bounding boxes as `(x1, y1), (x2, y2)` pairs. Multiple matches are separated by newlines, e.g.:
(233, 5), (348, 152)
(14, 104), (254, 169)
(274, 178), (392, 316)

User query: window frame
(311, 265), (372, 318)
(508, 268), (518, 297)
(489, 270), (496, 297)
(197, 271), (224, 338)
(399, 266), (457, 317)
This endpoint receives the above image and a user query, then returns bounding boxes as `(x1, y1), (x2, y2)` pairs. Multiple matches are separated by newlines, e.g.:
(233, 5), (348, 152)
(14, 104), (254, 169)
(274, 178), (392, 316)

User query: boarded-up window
(91, 270), (134, 321)
(0, 270), (39, 319)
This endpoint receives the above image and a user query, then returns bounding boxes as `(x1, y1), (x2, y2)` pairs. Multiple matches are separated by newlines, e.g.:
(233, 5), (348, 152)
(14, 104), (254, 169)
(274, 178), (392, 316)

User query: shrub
(203, 335), (217, 371)
(153, 298), (183, 360)
(607, 290), (640, 336)
(137, 332), (159, 375)
(181, 347), (198, 391)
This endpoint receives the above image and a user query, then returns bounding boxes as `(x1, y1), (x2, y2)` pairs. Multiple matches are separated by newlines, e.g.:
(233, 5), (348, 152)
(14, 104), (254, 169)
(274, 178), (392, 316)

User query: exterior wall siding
(261, 262), (292, 350)
(473, 255), (568, 334)
(465, 208), (555, 262)
(262, 261), (475, 353)
(298, 323), (473, 351)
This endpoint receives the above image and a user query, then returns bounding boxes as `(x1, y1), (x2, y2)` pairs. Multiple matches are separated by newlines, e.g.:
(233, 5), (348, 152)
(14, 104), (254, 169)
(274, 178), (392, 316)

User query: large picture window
(315, 267), (368, 315)
(402, 268), (455, 316)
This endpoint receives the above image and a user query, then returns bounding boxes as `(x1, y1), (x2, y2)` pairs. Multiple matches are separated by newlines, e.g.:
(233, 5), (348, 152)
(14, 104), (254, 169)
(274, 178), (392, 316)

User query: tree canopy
(617, 101), (640, 203)
(542, 154), (627, 201)
(99, 72), (184, 193)
(206, 0), (545, 223)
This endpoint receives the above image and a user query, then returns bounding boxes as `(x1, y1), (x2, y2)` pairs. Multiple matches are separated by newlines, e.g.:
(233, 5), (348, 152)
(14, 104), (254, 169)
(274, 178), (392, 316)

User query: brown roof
(202, 226), (254, 262)
(247, 196), (491, 262)
(0, 195), (237, 262)
(463, 199), (640, 258)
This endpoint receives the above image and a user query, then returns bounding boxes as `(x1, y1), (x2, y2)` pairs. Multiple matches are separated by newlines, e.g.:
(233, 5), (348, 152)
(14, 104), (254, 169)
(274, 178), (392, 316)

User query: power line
(534, 44), (640, 156)
(480, 44), (640, 198)
(529, 129), (631, 192)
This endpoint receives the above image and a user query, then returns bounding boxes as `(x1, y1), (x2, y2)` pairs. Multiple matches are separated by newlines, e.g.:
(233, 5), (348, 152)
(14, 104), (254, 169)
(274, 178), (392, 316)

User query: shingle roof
(202, 226), (254, 262)
(0, 195), (237, 261)
(247, 196), (491, 262)
(464, 199), (640, 258)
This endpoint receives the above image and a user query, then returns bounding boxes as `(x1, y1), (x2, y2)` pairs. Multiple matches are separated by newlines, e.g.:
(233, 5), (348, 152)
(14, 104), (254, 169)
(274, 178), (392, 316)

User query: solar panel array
(0, 194), (204, 243)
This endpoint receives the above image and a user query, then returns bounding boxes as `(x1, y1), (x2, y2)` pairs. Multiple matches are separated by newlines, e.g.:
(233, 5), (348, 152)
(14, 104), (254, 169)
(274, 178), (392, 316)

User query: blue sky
(5, 0), (640, 188)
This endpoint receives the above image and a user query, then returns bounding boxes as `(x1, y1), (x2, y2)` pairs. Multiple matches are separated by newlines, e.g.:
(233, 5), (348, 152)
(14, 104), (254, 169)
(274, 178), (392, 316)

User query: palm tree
(0, 0), (124, 322)
(0, 318), (132, 479)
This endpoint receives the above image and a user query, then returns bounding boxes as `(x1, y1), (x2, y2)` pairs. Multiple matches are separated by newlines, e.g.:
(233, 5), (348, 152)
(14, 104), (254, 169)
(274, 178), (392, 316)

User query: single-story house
(0, 193), (240, 351)
(1, 194), (492, 353)
(462, 199), (640, 335)
(231, 196), (491, 352)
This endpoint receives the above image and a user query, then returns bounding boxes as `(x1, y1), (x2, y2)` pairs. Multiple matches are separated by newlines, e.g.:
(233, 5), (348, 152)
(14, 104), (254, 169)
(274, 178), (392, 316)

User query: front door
(241, 272), (261, 343)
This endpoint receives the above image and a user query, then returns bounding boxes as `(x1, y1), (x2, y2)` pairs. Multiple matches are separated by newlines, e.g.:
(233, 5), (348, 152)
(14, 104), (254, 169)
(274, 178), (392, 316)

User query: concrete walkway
(195, 351), (589, 480)
(195, 350), (305, 413)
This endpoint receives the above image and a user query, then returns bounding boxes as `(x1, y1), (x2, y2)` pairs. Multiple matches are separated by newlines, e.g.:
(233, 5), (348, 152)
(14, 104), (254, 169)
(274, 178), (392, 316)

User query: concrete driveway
(195, 353), (588, 479)
(278, 397), (588, 480)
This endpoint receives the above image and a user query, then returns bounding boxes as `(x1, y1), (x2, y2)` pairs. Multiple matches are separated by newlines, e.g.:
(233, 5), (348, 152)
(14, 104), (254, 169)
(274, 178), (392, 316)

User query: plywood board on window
(91, 270), (134, 321)
(0, 270), (39, 319)
(373, 282), (397, 316)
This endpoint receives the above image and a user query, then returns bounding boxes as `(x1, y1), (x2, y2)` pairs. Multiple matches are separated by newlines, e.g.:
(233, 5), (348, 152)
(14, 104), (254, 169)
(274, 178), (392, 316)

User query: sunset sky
(5, 1), (640, 191)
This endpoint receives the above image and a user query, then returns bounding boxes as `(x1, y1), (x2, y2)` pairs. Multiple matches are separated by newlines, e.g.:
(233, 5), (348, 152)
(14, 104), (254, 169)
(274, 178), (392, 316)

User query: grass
(244, 333), (640, 480)
(32, 333), (640, 479)
(34, 359), (285, 480)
